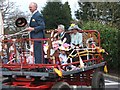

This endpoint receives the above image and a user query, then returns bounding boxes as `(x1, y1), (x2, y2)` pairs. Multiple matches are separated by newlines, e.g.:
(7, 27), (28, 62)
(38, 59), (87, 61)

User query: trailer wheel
(51, 82), (71, 90)
(92, 71), (105, 90)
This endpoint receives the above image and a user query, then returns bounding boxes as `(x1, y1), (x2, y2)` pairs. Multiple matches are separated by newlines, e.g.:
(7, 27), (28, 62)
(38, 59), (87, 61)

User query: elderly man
(56, 24), (71, 44)
(26, 2), (45, 64)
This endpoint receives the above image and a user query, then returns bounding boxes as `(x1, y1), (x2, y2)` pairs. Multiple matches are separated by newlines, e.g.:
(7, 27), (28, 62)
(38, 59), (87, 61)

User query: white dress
(59, 53), (68, 65)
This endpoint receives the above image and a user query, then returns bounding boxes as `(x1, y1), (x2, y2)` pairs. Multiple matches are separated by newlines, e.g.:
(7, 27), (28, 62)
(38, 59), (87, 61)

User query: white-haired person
(56, 24), (71, 44)
(52, 24), (71, 65)
(50, 24), (71, 54)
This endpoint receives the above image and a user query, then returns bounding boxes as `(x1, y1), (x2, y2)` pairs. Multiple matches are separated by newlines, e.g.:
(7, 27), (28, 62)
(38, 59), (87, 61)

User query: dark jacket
(29, 11), (45, 39)
(57, 32), (71, 44)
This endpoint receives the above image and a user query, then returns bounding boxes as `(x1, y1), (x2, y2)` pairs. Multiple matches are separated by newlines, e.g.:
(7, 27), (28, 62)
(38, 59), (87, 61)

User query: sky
(10, 0), (79, 19)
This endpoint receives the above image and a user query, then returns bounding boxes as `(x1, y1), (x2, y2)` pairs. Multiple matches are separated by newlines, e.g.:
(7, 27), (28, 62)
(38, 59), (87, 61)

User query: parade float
(1, 17), (108, 90)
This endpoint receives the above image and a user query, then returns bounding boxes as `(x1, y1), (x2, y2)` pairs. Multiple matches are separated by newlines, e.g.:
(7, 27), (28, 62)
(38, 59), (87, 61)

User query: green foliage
(75, 2), (120, 29)
(75, 2), (97, 21)
(62, 2), (72, 28)
(75, 2), (119, 71)
(82, 21), (119, 70)
(42, 2), (62, 29)
(41, 2), (72, 29)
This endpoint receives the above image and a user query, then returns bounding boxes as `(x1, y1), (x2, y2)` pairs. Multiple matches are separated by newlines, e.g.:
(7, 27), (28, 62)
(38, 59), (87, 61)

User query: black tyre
(51, 82), (71, 90)
(91, 71), (105, 90)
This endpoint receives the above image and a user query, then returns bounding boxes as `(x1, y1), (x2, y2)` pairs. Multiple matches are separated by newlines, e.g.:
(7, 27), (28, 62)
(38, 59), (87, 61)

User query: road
(72, 79), (120, 90)
(72, 74), (120, 90)
(1, 74), (120, 90)
(104, 74), (120, 90)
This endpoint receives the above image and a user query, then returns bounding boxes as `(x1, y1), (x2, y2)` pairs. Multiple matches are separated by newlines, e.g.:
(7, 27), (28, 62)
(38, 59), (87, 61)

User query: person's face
(72, 29), (78, 34)
(61, 50), (66, 54)
(29, 3), (36, 13)
(57, 27), (63, 34)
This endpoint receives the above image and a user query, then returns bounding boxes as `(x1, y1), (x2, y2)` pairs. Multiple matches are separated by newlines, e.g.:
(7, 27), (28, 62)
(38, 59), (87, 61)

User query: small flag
(104, 65), (108, 73)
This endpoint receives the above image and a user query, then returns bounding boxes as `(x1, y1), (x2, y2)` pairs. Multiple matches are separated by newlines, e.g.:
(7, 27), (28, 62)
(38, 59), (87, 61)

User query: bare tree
(0, 0), (29, 34)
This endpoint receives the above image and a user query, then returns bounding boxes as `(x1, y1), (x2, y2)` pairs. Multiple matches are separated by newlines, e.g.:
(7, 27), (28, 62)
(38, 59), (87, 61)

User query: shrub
(82, 21), (119, 72)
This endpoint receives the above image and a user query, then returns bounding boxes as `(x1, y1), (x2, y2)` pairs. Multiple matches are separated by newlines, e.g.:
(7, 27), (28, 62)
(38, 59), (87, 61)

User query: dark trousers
(34, 41), (44, 64)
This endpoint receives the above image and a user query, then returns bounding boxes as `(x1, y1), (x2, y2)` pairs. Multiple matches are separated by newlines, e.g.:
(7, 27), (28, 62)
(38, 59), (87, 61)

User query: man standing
(26, 2), (45, 64)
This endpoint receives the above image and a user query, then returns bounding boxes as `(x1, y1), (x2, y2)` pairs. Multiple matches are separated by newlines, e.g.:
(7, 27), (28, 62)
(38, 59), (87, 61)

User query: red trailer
(1, 30), (107, 90)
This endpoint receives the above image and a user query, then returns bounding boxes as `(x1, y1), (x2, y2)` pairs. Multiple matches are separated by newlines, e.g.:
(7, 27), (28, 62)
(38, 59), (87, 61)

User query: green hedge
(81, 21), (118, 71)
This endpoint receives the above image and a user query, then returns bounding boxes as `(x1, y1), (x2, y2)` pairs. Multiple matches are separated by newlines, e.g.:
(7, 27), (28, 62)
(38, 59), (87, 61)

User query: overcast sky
(10, 0), (79, 19)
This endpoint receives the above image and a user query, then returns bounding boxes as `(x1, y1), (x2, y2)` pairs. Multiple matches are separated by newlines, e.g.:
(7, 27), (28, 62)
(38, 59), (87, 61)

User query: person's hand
(25, 27), (34, 31)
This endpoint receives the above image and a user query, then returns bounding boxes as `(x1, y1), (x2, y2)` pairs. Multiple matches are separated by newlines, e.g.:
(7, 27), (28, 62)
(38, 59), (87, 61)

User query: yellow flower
(70, 23), (75, 27)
